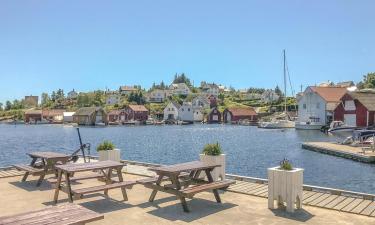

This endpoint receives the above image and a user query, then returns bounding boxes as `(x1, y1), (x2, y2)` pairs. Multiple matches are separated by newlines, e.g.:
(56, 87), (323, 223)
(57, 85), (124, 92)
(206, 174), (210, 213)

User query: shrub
(96, 140), (115, 152)
(279, 158), (293, 170)
(202, 142), (223, 156)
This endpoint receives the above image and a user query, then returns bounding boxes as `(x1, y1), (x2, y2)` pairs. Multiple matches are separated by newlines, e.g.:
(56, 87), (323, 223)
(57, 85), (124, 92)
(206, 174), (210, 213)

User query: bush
(202, 142), (223, 156)
(96, 141), (115, 152)
(279, 158), (293, 170)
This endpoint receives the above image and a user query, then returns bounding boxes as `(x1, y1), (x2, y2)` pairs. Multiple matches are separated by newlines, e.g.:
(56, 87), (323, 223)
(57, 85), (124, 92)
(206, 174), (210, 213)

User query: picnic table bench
(13, 151), (70, 186)
(54, 160), (136, 203)
(0, 204), (103, 225)
(139, 161), (235, 212)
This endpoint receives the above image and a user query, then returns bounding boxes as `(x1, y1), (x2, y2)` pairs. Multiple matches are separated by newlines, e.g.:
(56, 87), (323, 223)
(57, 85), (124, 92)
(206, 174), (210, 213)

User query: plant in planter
(268, 158), (303, 213)
(199, 142), (225, 181)
(97, 141), (121, 162)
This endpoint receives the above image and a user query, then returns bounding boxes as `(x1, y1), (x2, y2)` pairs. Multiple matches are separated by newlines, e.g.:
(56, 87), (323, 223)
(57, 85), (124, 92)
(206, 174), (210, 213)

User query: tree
(56, 89), (65, 100)
(5, 101), (12, 110)
(41, 93), (50, 107)
(0, 103), (3, 111)
(360, 72), (375, 89)
(51, 91), (57, 101)
(275, 85), (283, 97)
(172, 73), (192, 87)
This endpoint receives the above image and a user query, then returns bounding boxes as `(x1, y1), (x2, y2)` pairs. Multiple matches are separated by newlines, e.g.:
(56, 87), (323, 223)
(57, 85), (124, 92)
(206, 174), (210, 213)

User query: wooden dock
(302, 142), (375, 163)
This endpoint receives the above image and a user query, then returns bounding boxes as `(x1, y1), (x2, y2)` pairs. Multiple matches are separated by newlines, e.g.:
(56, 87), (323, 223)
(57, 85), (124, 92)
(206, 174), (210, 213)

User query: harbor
(302, 142), (375, 163)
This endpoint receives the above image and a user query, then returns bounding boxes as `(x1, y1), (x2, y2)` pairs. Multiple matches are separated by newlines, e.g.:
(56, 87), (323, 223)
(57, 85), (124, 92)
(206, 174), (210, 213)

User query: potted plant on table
(97, 140), (121, 162)
(199, 142), (225, 181)
(268, 158), (303, 213)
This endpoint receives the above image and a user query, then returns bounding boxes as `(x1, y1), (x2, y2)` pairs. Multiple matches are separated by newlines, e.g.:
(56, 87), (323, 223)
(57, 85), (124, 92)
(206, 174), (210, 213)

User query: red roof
(128, 105), (148, 112)
(309, 87), (347, 102)
(227, 107), (257, 116)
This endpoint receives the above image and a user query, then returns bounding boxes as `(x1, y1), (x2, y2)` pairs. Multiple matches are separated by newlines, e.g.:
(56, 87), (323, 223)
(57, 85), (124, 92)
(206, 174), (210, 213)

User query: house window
(316, 103), (320, 109)
(188, 108), (190, 111)
(182, 108), (184, 111)
(303, 104), (306, 109)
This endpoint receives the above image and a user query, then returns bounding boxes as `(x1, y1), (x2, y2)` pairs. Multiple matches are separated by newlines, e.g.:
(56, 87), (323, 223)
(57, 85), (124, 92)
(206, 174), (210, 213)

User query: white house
(148, 89), (167, 103)
(163, 101), (181, 120)
(245, 92), (262, 100)
(106, 94), (120, 105)
(297, 86), (347, 127)
(63, 112), (75, 123)
(67, 89), (78, 99)
(261, 90), (280, 103)
(178, 102), (194, 122)
(192, 95), (210, 109)
(201, 82), (219, 96)
(193, 108), (205, 122)
(169, 83), (191, 96)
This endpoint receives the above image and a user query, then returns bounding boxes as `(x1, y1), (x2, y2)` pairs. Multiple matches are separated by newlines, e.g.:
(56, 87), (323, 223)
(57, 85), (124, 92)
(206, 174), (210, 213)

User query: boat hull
(295, 123), (323, 130)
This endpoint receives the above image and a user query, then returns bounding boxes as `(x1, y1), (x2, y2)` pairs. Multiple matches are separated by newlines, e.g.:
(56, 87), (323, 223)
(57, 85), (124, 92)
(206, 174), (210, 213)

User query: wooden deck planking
(351, 200), (372, 214)
(307, 193), (331, 206)
(333, 197), (356, 210)
(360, 202), (375, 216)
(316, 195), (339, 208)
(244, 184), (268, 195)
(341, 198), (363, 212)
(303, 192), (325, 204)
(302, 191), (317, 200)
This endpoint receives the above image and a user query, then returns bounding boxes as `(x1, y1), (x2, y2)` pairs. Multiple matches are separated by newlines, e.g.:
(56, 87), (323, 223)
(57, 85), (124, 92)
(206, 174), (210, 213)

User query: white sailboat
(259, 50), (295, 129)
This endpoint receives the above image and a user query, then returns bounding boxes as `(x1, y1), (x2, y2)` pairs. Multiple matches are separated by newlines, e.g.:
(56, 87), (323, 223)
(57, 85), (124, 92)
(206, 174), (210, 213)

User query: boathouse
(42, 109), (65, 123)
(223, 107), (258, 123)
(163, 101), (180, 120)
(178, 102), (194, 122)
(207, 107), (221, 123)
(73, 107), (107, 125)
(124, 105), (148, 122)
(24, 110), (42, 123)
(107, 110), (126, 123)
(333, 91), (375, 127)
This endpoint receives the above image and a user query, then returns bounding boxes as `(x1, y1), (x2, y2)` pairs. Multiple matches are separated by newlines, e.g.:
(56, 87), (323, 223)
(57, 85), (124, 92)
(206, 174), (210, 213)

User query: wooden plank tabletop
(149, 161), (221, 174)
(0, 204), (103, 225)
(55, 160), (124, 173)
(28, 151), (70, 160)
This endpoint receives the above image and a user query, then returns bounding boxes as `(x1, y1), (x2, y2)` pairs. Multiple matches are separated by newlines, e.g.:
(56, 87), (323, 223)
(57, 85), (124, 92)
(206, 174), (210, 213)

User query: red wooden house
(223, 107), (258, 123)
(107, 110), (126, 123)
(333, 91), (375, 127)
(207, 107), (221, 123)
(124, 105), (149, 122)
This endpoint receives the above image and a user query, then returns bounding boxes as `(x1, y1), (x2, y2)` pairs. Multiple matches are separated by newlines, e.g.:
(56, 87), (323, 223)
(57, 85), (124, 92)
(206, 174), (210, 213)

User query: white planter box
(268, 166), (303, 213)
(98, 149), (121, 162)
(199, 154), (225, 181)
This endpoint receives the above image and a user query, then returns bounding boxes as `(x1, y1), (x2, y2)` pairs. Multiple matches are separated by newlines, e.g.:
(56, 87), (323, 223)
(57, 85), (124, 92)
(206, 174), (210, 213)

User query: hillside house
(201, 82), (219, 96)
(223, 107), (258, 123)
(67, 89), (78, 99)
(192, 96), (210, 109)
(119, 86), (138, 95)
(163, 101), (180, 120)
(169, 83), (191, 96)
(124, 105), (149, 122)
(106, 94), (120, 105)
(73, 107), (107, 125)
(261, 90), (280, 103)
(148, 89), (168, 103)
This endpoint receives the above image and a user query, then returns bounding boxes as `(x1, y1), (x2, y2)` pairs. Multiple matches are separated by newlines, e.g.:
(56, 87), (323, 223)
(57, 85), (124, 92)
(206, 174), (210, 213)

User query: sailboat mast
(283, 49), (287, 114)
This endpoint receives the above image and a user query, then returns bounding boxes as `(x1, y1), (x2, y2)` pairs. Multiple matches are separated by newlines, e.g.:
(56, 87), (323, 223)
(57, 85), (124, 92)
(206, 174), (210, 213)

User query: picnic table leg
(205, 169), (221, 203)
(54, 169), (63, 204)
(36, 159), (47, 186)
(64, 171), (73, 203)
(22, 157), (37, 182)
(103, 169), (113, 196)
(149, 175), (164, 202)
(116, 167), (128, 201)
(170, 175), (190, 212)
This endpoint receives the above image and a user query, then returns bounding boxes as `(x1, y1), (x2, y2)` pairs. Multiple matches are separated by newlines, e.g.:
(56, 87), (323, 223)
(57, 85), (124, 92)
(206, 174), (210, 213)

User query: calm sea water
(0, 124), (374, 194)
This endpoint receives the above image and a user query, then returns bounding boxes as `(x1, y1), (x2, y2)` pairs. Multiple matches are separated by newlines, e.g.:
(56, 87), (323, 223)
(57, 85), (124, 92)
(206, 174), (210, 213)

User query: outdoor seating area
(0, 161), (374, 224)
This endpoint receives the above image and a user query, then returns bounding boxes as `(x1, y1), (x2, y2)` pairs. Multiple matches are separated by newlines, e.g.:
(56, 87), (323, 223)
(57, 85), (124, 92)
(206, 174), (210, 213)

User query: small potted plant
(268, 158), (303, 213)
(97, 140), (121, 162)
(199, 142), (225, 181)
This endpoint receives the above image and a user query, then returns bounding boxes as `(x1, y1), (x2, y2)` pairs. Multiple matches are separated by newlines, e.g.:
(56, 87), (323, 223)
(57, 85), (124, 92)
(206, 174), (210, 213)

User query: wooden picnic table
(54, 160), (136, 203)
(13, 151), (70, 186)
(0, 203), (103, 225)
(141, 161), (235, 212)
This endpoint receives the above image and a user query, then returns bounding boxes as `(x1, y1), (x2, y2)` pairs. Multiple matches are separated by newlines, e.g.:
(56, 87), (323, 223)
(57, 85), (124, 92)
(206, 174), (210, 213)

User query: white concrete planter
(268, 166), (303, 213)
(199, 154), (225, 181)
(98, 149), (121, 162)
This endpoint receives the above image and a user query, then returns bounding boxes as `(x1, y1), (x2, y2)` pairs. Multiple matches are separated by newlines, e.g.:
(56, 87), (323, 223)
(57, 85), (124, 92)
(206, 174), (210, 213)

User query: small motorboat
(259, 119), (295, 129)
(328, 121), (358, 136)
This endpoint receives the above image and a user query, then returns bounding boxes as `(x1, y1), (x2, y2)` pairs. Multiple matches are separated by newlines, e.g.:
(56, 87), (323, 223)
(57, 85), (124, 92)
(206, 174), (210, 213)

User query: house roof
(74, 107), (103, 116)
(128, 105), (148, 112)
(170, 101), (181, 109)
(350, 92), (375, 111)
(326, 102), (340, 111)
(25, 110), (42, 115)
(309, 86), (347, 102)
(226, 107), (257, 116)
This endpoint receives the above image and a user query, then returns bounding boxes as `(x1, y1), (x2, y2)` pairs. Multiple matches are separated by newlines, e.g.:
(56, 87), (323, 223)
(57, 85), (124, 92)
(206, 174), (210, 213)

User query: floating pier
(302, 142), (375, 163)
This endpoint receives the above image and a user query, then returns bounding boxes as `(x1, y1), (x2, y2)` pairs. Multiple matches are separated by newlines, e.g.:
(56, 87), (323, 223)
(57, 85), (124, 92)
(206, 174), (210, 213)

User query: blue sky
(0, 0), (374, 103)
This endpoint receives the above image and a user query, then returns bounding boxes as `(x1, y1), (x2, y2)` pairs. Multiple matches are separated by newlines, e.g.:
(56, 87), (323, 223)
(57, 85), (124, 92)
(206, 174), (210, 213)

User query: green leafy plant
(202, 142), (223, 156)
(96, 140), (115, 152)
(279, 158), (293, 170)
